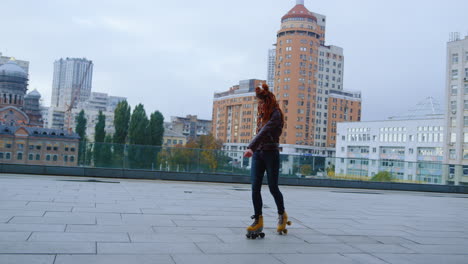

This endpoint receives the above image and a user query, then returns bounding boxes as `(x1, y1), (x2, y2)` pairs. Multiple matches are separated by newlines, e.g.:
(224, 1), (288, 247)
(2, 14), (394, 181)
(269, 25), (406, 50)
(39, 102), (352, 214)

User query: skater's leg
(264, 150), (285, 215)
(251, 151), (266, 217)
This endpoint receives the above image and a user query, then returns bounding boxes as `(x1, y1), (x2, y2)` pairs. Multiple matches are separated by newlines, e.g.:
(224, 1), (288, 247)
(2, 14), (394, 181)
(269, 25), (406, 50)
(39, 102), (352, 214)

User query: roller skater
(277, 211), (292, 235)
(244, 83), (291, 238)
(246, 215), (265, 239)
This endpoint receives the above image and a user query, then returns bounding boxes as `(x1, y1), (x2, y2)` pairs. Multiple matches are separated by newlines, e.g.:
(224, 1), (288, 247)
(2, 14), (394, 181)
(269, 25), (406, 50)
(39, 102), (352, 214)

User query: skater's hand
(244, 149), (253, 158)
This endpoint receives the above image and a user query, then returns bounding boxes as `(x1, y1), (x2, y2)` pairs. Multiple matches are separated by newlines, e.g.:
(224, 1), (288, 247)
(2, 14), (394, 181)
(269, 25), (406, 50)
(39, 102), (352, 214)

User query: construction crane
(65, 60), (93, 134)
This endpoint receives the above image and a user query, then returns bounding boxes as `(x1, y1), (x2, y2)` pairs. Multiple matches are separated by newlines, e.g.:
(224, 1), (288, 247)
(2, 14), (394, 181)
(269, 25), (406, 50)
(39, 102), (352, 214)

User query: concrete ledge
(1, 163), (467, 194)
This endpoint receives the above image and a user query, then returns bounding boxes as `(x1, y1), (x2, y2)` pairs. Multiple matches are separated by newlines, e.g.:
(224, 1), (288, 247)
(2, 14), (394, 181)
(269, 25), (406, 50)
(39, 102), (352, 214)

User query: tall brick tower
(274, 0), (361, 156)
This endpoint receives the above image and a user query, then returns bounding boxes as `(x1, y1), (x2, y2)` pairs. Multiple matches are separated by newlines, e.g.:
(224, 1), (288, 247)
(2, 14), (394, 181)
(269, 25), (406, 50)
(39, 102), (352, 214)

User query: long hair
(255, 83), (284, 132)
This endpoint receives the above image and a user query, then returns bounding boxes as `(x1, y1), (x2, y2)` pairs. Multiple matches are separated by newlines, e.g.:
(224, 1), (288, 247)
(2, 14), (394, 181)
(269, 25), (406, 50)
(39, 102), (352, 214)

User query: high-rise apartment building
(212, 79), (263, 145)
(267, 49), (276, 92)
(444, 33), (468, 185)
(51, 58), (93, 109)
(273, 0), (361, 156)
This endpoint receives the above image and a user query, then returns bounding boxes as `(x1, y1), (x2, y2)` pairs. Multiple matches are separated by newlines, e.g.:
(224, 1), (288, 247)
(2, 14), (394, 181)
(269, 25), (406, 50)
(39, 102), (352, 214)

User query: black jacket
(248, 108), (283, 152)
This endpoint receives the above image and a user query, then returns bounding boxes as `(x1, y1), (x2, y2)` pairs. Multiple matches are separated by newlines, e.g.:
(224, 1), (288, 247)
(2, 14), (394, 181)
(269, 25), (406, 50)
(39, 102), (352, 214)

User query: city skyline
(1, 0), (467, 121)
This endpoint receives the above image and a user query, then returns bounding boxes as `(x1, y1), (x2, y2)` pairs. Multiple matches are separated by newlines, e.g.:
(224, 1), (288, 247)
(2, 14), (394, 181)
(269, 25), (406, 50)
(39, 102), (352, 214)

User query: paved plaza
(0, 173), (467, 264)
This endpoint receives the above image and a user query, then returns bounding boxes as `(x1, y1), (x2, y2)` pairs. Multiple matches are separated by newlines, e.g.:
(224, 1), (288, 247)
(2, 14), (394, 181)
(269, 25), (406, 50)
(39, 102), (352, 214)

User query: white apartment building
(444, 33), (468, 185)
(336, 97), (445, 184)
(51, 58), (93, 109)
(267, 48), (276, 92)
(45, 92), (126, 141)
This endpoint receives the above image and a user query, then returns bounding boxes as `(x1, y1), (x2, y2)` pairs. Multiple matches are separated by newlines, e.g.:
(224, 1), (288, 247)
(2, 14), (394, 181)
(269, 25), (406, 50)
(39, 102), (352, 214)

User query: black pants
(251, 150), (285, 217)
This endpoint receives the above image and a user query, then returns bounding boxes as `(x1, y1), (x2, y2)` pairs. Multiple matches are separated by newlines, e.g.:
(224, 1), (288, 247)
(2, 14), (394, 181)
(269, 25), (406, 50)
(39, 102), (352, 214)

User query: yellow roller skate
(246, 215), (265, 239)
(277, 212), (292, 235)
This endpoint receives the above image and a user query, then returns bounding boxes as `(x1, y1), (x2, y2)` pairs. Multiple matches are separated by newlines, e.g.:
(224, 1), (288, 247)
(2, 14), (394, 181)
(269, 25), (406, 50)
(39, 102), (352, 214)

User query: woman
(244, 83), (291, 239)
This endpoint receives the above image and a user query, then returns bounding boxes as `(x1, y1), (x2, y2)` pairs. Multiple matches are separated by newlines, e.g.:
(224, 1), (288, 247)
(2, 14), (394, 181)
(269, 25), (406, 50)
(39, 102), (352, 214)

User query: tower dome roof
(0, 60), (27, 78)
(25, 89), (41, 99)
(281, 2), (317, 22)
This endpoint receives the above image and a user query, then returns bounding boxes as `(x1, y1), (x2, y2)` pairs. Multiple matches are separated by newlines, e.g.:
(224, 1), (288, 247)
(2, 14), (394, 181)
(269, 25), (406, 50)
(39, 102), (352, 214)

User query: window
(452, 69), (458, 80)
(35, 154), (40, 160)
(451, 85), (458, 95)
(16, 153), (22, 160)
(465, 116), (468, 126)
(0, 152), (3, 159)
(29, 145), (34, 150)
(464, 166), (468, 176)
(464, 149), (468, 159)
(46, 146), (51, 151)
(5, 143), (11, 148)
(465, 100), (468, 110)
(64, 155), (68, 162)
(452, 53), (459, 64)
(451, 117), (457, 126)
(465, 84), (468, 94)
(17, 144), (24, 150)
(29, 154), (34, 160)
(451, 101), (457, 112)
(70, 156), (75, 162)
(449, 149), (456, 159)
(53, 155), (58, 161)
(36, 145), (41, 150)
(465, 133), (468, 143)
(53, 146), (58, 151)
(451, 133), (456, 143)
(46, 155), (51, 161)
(5, 153), (11, 160)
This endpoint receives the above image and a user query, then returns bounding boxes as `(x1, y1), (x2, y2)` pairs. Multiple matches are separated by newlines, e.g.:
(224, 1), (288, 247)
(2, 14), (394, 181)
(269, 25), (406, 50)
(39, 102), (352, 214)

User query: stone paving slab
(55, 255), (175, 264)
(0, 173), (467, 263)
(0, 255), (55, 264)
(29, 232), (130, 242)
(0, 242), (96, 254)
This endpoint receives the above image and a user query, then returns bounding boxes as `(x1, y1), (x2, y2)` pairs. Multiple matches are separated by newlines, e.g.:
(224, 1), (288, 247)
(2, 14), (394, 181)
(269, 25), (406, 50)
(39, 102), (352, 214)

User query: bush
(300, 164), (312, 176)
(371, 171), (393, 182)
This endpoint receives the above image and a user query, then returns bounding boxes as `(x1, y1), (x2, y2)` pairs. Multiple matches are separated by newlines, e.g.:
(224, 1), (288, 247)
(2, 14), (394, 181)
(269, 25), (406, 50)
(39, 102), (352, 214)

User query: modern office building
(51, 58), (93, 109)
(272, 0), (361, 156)
(336, 97), (445, 184)
(444, 33), (468, 185)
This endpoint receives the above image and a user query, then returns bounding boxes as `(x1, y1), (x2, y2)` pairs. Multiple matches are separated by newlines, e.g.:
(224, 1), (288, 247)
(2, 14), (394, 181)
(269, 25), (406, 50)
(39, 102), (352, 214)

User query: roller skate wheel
(283, 229), (288, 234)
(259, 233), (265, 238)
(287, 221), (292, 226)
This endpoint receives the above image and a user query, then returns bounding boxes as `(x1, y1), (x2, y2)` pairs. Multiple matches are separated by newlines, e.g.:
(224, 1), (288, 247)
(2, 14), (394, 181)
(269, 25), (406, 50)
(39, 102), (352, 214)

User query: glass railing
(1, 141), (466, 186)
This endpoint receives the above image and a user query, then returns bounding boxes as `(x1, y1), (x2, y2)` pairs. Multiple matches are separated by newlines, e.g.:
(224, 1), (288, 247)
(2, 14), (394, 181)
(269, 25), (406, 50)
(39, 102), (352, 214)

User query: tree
(300, 164), (312, 176)
(128, 104), (149, 145)
(371, 171), (393, 182)
(149, 111), (164, 146)
(113, 100), (131, 145)
(75, 110), (87, 140)
(75, 110), (87, 165)
(93, 111), (106, 167)
(100, 134), (113, 168)
(113, 100), (131, 167)
(128, 104), (150, 168)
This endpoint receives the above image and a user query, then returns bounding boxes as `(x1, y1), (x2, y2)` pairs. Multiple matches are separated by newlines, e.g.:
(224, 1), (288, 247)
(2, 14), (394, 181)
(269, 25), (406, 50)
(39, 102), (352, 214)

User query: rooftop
(0, 173), (467, 264)
(388, 97), (444, 120)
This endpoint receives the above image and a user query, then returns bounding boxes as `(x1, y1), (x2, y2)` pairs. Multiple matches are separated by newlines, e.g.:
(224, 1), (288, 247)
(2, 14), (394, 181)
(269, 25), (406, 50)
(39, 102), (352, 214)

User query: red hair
(255, 83), (284, 131)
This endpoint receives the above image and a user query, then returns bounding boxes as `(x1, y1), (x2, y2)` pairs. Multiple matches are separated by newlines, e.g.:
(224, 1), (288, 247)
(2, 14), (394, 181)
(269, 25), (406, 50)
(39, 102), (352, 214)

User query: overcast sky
(2, 0), (468, 121)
